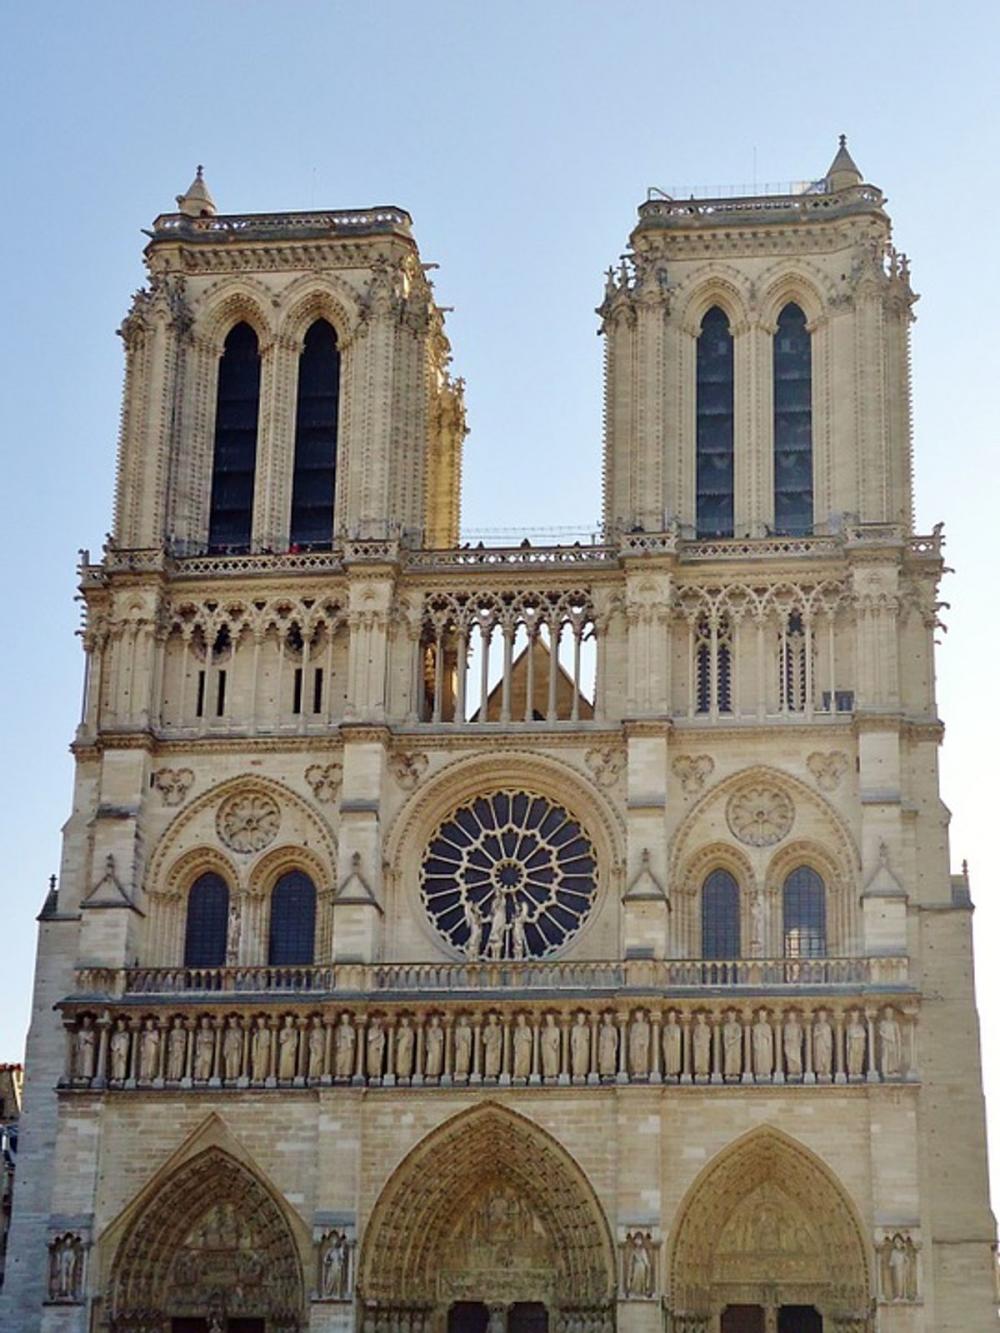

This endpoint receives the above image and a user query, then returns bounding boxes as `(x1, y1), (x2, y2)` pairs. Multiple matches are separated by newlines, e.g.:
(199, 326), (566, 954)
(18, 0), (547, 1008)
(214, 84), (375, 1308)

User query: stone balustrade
(60, 997), (917, 1092)
(73, 955), (910, 1000)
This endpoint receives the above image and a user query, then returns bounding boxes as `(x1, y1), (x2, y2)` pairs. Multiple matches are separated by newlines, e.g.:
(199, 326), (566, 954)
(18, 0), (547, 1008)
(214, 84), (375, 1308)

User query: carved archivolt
(669, 1127), (870, 1319)
(358, 1103), (616, 1308)
(105, 1145), (306, 1331)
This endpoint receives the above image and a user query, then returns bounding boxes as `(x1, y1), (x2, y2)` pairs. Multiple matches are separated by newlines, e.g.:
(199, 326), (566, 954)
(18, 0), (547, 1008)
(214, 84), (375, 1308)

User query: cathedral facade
(2, 144), (996, 1333)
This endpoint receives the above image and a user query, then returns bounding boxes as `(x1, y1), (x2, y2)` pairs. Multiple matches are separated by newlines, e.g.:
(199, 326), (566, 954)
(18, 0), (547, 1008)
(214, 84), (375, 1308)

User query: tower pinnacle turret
(175, 164), (216, 218)
(825, 134), (863, 191)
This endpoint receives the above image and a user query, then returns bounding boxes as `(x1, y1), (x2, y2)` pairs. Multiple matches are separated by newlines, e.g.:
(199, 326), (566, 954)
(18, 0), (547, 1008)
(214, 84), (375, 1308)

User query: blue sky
(2, 0), (999, 1184)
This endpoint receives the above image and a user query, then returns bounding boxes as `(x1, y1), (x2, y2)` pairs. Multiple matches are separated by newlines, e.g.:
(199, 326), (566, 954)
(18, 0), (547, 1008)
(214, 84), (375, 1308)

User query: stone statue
(251, 1019), (272, 1082)
(813, 1008), (833, 1077)
(334, 1013), (355, 1079)
(110, 1019), (130, 1082)
(880, 1232), (918, 1301)
(193, 1016), (215, 1081)
(278, 1016), (298, 1081)
(783, 1011), (803, 1077)
(226, 899), (241, 966)
(692, 1013), (711, 1077)
(167, 1017), (187, 1082)
(75, 1016), (96, 1081)
(750, 889), (766, 956)
(846, 1009), (866, 1077)
(424, 1014), (444, 1078)
(510, 899), (529, 960)
(223, 1017), (243, 1081)
(366, 1017), (386, 1079)
(320, 1229), (351, 1299)
(722, 1010), (742, 1078)
(623, 1231), (654, 1298)
(629, 1010), (650, 1077)
(454, 1016), (473, 1077)
(540, 1013), (561, 1078)
(512, 1013), (533, 1079)
(307, 1016), (325, 1079)
(395, 1015), (415, 1078)
(879, 1006), (903, 1078)
(487, 893), (508, 960)
(598, 1012), (618, 1077)
(464, 898), (483, 960)
(752, 1010), (773, 1078)
(570, 1011), (590, 1078)
(48, 1233), (83, 1302)
(482, 1013), (502, 1078)
(662, 1011), (682, 1078)
(139, 1019), (160, 1083)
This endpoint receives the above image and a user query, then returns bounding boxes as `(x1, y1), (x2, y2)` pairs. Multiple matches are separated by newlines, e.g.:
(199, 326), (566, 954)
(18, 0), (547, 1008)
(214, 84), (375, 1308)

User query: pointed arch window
(267, 870), (317, 966)
(696, 306), (735, 538)
(782, 865), (827, 957)
(183, 872), (230, 967)
(695, 613), (733, 715)
(208, 322), (261, 554)
(773, 303), (813, 535)
(701, 869), (741, 958)
(290, 319), (340, 550)
(779, 610), (811, 713)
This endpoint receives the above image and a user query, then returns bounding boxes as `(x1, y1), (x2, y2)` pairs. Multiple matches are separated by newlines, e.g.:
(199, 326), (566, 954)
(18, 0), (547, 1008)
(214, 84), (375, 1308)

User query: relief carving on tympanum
(726, 785), (794, 847)
(217, 791), (281, 853)
(438, 1186), (554, 1302)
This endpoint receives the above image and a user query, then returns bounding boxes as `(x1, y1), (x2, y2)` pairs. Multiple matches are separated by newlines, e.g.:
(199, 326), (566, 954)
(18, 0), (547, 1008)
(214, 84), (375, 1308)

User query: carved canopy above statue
(358, 1104), (616, 1312)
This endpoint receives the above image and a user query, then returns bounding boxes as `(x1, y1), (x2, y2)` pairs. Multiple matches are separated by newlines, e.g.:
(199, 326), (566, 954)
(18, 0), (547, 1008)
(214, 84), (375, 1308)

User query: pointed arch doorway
(668, 1129), (872, 1332)
(104, 1146), (307, 1332)
(358, 1105), (617, 1333)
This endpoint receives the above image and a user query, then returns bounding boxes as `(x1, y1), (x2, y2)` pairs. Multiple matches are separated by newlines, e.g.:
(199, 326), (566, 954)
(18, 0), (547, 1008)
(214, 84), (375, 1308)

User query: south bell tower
(3, 147), (996, 1333)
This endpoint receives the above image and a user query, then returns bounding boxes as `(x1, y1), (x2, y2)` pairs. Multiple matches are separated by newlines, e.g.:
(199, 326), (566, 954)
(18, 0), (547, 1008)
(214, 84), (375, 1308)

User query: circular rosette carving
(420, 790), (598, 959)
(217, 792), (281, 854)
(726, 785), (794, 847)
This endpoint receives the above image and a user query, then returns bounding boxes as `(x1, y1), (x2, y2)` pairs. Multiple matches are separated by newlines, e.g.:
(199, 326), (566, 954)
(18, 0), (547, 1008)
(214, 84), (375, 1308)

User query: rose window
(420, 790), (598, 959)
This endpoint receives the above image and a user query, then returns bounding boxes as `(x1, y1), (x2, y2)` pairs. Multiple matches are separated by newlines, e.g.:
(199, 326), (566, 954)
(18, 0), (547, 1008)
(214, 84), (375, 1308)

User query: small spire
(825, 134), (862, 191)
(175, 164), (217, 218)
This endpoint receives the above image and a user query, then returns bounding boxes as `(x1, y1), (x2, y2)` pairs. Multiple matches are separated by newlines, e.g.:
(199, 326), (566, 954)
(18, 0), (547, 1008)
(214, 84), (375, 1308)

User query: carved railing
(60, 995), (918, 1091)
(636, 184), (884, 226)
(73, 955), (910, 1000)
(679, 536), (841, 562)
(152, 207), (413, 238)
(405, 545), (616, 570)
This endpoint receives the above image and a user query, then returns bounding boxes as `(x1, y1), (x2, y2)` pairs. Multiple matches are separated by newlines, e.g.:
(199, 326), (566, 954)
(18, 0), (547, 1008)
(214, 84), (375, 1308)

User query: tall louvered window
(773, 303), (813, 535)
(208, 322), (261, 553)
(183, 872), (230, 967)
(290, 319), (340, 550)
(268, 870), (317, 966)
(696, 306), (735, 538)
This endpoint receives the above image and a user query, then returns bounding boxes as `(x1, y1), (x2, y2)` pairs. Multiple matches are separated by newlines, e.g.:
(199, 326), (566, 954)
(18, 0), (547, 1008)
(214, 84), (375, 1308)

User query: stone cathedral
(2, 141), (996, 1333)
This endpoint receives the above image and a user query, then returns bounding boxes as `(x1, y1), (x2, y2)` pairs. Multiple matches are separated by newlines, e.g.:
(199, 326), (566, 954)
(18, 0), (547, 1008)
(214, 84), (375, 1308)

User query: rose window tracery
(217, 792), (281, 854)
(420, 790), (598, 959)
(726, 785), (794, 847)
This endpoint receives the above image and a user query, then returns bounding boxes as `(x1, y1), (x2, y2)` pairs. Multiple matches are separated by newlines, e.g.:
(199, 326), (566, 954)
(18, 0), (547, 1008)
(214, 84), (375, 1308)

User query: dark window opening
(195, 670), (206, 718)
(696, 306), (735, 538)
(293, 667), (303, 715)
(290, 319), (340, 550)
(216, 669), (227, 717)
(183, 872), (230, 967)
(268, 870), (317, 966)
(208, 322), (261, 554)
(778, 1308), (822, 1333)
(780, 610), (808, 713)
(773, 303), (813, 536)
(702, 868), (741, 958)
(783, 866), (827, 957)
(312, 667), (324, 714)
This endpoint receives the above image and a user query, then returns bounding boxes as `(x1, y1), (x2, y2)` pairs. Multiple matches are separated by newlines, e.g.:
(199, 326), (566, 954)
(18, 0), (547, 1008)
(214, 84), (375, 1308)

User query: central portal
(448, 1302), (549, 1333)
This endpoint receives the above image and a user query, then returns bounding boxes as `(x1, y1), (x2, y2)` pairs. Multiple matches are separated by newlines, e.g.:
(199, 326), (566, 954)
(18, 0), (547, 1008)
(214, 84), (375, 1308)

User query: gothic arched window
(783, 865), (827, 957)
(695, 613), (733, 715)
(290, 319), (341, 550)
(267, 870), (317, 966)
(773, 303), (813, 535)
(701, 869), (741, 958)
(696, 306), (735, 539)
(208, 322), (261, 554)
(183, 872), (230, 968)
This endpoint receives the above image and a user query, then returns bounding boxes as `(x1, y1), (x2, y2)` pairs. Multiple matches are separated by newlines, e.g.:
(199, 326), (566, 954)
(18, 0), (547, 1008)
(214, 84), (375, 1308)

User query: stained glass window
(702, 869), (741, 958)
(783, 865), (827, 957)
(268, 870), (317, 966)
(183, 872), (230, 967)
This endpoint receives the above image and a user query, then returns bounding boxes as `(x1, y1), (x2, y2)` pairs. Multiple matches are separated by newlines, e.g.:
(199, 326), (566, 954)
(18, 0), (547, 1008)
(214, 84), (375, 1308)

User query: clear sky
(2, 0), (999, 1188)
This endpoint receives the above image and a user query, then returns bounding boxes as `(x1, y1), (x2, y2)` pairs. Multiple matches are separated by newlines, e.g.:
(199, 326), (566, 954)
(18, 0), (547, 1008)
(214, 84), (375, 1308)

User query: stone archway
(358, 1104), (616, 1333)
(668, 1129), (871, 1332)
(106, 1146), (306, 1332)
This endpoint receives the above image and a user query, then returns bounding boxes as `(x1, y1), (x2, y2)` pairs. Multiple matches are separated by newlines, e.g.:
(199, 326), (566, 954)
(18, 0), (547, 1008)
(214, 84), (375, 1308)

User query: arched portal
(359, 1105), (616, 1333)
(106, 1146), (306, 1332)
(668, 1129), (871, 1332)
